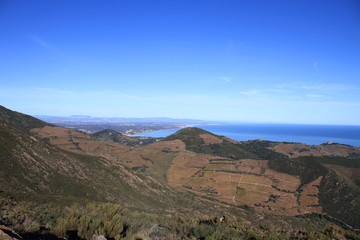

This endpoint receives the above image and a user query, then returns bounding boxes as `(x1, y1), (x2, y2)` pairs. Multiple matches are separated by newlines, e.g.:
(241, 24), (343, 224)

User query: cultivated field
(271, 142), (360, 158)
(32, 126), (326, 216)
(168, 151), (323, 216)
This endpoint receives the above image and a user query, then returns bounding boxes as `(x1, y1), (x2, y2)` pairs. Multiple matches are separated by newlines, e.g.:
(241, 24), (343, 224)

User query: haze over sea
(139, 124), (360, 147)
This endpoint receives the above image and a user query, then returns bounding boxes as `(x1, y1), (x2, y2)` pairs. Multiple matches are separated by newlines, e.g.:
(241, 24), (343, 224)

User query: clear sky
(0, 0), (359, 124)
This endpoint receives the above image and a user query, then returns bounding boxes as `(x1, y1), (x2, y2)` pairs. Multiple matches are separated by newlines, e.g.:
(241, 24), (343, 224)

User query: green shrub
(55, 203), (124, 240)
(205, 231), (224, 240)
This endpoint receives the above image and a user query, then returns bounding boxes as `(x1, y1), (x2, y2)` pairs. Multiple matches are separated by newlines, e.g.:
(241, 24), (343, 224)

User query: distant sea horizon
(138, 123), (360, 147)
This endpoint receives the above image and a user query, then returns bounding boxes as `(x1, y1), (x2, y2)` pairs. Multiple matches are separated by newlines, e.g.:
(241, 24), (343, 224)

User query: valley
(1, 105), (360, 239)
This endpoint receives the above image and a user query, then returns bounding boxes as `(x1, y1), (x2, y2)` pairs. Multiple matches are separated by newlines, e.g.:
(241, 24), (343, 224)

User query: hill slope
(0, 106), (52, 132)
(162, 127), (360, 228)
(1, 107), (360, 238)
(92, 129), (157, 146)
(0, 120), (232, 215)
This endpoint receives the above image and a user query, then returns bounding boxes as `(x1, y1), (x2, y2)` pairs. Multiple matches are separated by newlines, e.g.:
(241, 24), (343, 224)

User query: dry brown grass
(298, 176), (323, 214)
(145, 139), (186, 150)
(31, 126), (148, 167)
(32, 126), (90, 139)
(31, 126), (328, 217)
(167, 154), (313, 216)
(271, 143), (360, 158)
(199, 134), (223, 144)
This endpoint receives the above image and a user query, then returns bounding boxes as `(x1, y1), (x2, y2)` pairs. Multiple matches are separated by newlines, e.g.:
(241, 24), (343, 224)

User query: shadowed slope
(0, 105), (53, 133)
(0, 120), (233, 214)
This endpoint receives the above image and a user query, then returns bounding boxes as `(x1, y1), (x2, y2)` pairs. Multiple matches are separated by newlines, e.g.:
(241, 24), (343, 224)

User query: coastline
(135, 123), (360, 147)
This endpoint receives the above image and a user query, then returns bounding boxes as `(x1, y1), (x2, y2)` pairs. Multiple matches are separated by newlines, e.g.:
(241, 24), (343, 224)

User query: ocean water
(138, 124), (360, 147)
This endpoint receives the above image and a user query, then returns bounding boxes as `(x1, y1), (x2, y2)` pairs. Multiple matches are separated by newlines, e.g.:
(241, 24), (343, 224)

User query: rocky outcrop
(0, 226), (22, 240)
(91, 235), (107, 240)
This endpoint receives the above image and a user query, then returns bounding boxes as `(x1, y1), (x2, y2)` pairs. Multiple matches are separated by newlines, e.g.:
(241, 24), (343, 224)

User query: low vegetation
(1, 107), (360, 239)
(2, 200), (360, 240)
(0, 105), (53, 132)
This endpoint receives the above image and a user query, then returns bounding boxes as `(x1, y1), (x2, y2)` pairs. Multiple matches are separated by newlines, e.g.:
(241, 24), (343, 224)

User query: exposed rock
(0, 226), (23, 240)
(91, 234), (107, 240)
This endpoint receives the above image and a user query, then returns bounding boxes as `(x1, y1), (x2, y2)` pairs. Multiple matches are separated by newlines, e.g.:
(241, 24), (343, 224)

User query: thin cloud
(30, 35), (66, 58)
(299, 83), (360, 91)
(306, 94), (325, 98)
(240, 90), (260, 95)
(30, 36), (52, 49)
(276, 82), (360, 96)
(240, 88), (289, 96)
(220, 76), (232, 83)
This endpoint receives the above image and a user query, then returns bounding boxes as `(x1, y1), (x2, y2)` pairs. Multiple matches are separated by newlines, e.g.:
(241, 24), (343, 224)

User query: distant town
(35, 115), (215, 135)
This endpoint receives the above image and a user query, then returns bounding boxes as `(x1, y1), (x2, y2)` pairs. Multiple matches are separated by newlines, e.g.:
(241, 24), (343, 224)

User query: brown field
(31, 126), (90, 139)
(298, 176), (323, 214)
(168, 153), (308, 216)
(32, 126), (327, 217)
(145, 139), (186, 150)
(271, 143), (360, 158)
(262, 168), (299, 192)
(32, 127), (183, 170)
(200, 134), (223, 144)
(31, 126), (155, 167)
(50, 138), (71, 145)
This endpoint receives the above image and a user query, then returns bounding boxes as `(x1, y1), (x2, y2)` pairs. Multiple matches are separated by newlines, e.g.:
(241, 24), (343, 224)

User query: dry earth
(31, 126), (330, 217)
(271, 142), (360, 158)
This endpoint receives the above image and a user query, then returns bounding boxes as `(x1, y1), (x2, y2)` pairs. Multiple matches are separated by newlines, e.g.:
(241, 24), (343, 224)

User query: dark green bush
(55, 203), (124, 240)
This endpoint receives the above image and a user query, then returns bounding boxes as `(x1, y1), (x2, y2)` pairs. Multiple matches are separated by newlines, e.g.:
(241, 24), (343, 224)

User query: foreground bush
(55, 203), (125, 240)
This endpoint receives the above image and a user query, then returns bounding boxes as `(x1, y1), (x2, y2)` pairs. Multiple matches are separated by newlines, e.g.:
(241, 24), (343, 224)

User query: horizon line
(33, 114), (360, 127)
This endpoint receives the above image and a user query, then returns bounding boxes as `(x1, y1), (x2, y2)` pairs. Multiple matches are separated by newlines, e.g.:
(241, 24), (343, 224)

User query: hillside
(0, 105), (53, 132)
(92, 129), (157, 146)
(0, 120), (222, 212)
(161, 127), (360, 228)
(28, 122), (360, 228)
(1, 106), (360, 239)
(271, 142), (360, 158)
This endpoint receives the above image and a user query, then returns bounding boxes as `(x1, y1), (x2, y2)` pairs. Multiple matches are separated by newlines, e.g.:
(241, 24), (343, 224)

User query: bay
(138, 123), (360, 147)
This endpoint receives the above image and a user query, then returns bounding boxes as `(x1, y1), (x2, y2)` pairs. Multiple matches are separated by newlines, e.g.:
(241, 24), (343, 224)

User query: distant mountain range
(35, 114), (213, 123)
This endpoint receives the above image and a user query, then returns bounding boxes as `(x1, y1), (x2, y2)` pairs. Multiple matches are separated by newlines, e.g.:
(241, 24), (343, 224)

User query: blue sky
(0, 0), (359, 124)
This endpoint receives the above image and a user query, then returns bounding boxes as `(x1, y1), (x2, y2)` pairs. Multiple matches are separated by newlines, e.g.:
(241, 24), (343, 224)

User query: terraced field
(271, 142), (360, 158)
(31, 126), (187, 172)
(167, 152), (323, 216)
(30, 125), (360, 225)
(31, 126), (149, 168)
(31, 126), (333, 217)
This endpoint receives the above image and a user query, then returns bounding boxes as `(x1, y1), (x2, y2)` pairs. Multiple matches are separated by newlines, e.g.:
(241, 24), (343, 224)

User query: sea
(138, 124), (360, 147)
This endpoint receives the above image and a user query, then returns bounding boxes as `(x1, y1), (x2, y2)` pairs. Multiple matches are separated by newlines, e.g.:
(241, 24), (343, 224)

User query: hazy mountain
(35, 114), (212, 123)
